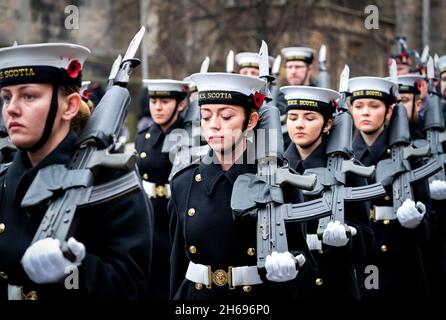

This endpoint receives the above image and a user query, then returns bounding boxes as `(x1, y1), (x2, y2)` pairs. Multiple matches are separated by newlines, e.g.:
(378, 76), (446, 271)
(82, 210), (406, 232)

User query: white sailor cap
(143, 79), (189, 99)
(190, 72), (267, 109)
(280, 86), (339, 117)
(0, 43), (90, 88)
(183, 76), (197, 93)
(348, 77), (397, 104)
(438, 55), (446, 75)
(234, 52), (275, 70)
(281, 47), (315, 64)
(235, 52), (260, 69)
(395, 74), (424, 94)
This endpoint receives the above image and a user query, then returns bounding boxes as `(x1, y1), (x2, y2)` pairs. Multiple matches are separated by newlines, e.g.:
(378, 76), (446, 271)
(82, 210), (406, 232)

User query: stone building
(0, 0), (444, 136)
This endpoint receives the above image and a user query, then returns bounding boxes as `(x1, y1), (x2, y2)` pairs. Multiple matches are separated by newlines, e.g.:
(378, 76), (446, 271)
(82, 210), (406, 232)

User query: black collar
(284, 139), (327, 174)
(148, 118), (184, 147)
(5, 131), (77, 206)
(199, 149), (256, 195)
(353, 127), (389, 165)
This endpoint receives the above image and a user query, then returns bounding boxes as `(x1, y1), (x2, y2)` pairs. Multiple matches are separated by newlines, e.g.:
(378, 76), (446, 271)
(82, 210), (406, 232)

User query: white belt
(373, 206), (396, 221)
(142, 181), (171, 199)
(306, 234), (322, 251)
(185, 261), (262, 289)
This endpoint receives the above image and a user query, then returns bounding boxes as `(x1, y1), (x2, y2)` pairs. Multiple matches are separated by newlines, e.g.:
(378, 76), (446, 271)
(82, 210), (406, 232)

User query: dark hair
(59, 84), (80, 97)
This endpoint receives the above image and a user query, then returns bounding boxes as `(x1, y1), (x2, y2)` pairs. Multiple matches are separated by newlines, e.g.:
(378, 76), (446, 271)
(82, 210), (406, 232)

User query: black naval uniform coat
(412, 118), (446, 299)
(284, 139), (373, 300)
(168, 150), (314, 300)
(353, 127), (434, 301)
(135, 118), (184, 299)
(0, 132), (153, 300)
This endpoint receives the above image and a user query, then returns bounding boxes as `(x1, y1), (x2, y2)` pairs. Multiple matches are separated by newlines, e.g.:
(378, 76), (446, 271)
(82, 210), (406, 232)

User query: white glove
(396, 199), (426, 229)
(265, 251), (305, 282)
(322, 220), (357, 247)
(21, 237), (85, 284)
(429, 180), (446, 200)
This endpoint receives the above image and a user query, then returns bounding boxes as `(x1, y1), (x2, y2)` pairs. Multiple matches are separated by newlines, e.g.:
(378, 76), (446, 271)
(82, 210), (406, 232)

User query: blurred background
(0, 0), (444, 139)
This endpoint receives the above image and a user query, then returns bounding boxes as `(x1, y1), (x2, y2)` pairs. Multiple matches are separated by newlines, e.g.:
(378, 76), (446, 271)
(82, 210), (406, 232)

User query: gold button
(384, 195), (391, 201)
(0, 223), (5, 234)
(145, 133), (151, 140)
(383, 219), (390, 225)
(315, 278), (323, 286)
(242, 285), (251, 292)
(386, 149), (391, 155)
(189, 246), (197, 254)
(187, 208), (196, 217)
(247, 248), (255, 256)
(24, 290), (38, 300)
(318, 250), (324, 255)
(195, 283), (203, 290)
(195, 174), (202, 182)
(0, 271), (8, 280)
(140, 152), (147, 159)
(143, 173), (149, 180)
(381, 245), (388, 252)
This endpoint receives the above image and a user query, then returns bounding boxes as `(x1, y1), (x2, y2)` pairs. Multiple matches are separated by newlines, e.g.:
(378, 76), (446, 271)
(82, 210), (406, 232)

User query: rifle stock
(25, 30), (146, 260)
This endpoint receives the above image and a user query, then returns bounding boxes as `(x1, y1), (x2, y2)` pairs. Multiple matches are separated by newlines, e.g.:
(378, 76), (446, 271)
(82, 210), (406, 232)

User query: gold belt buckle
(206, 266), (234, 289)
(155, 185), (166, 198)
(24, 290), (38, 300)
(370, 206), (376, 222)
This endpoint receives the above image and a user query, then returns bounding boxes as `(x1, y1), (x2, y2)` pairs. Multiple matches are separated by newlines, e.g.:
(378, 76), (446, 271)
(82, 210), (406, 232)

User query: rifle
(421, 56), (446, 182)
(317, 44), (330, 89)
(163, 97), (209, 180)
(226, 50), (234, 73)
(434, 54), (442, 95)
(162, 57), (211, 180)
(396, 36), (410, 62)
(303, 65), (386, 238)
(375, 59), (442, 215)
(21, 27), (147, 260)
(232, 41), (333, 274)
(106, 54), (122, 90)
(200, 56), (210, 73)
(269, 54), (282, 107)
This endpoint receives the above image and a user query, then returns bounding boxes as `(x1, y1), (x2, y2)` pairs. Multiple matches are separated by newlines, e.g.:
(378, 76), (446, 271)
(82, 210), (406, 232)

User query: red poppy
(330, 99), (339, 110)
(253, 92), (265, 108)
(81, 89), (91, 101)
(416, 80), (423, 91)
(67, 60), (82, 79)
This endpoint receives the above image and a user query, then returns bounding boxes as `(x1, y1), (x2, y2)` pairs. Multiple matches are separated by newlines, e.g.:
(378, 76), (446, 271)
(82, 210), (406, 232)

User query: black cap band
(398, 84), (420, 95)
(286, 98), (335, 118)
(286, 56), (313, 64)
(239, 63), (259, 69)
(350, 90), (395, 105)
(198, 90), (259, 109)
(0, 66), (82, 88)
(148, 91), (187, 101)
